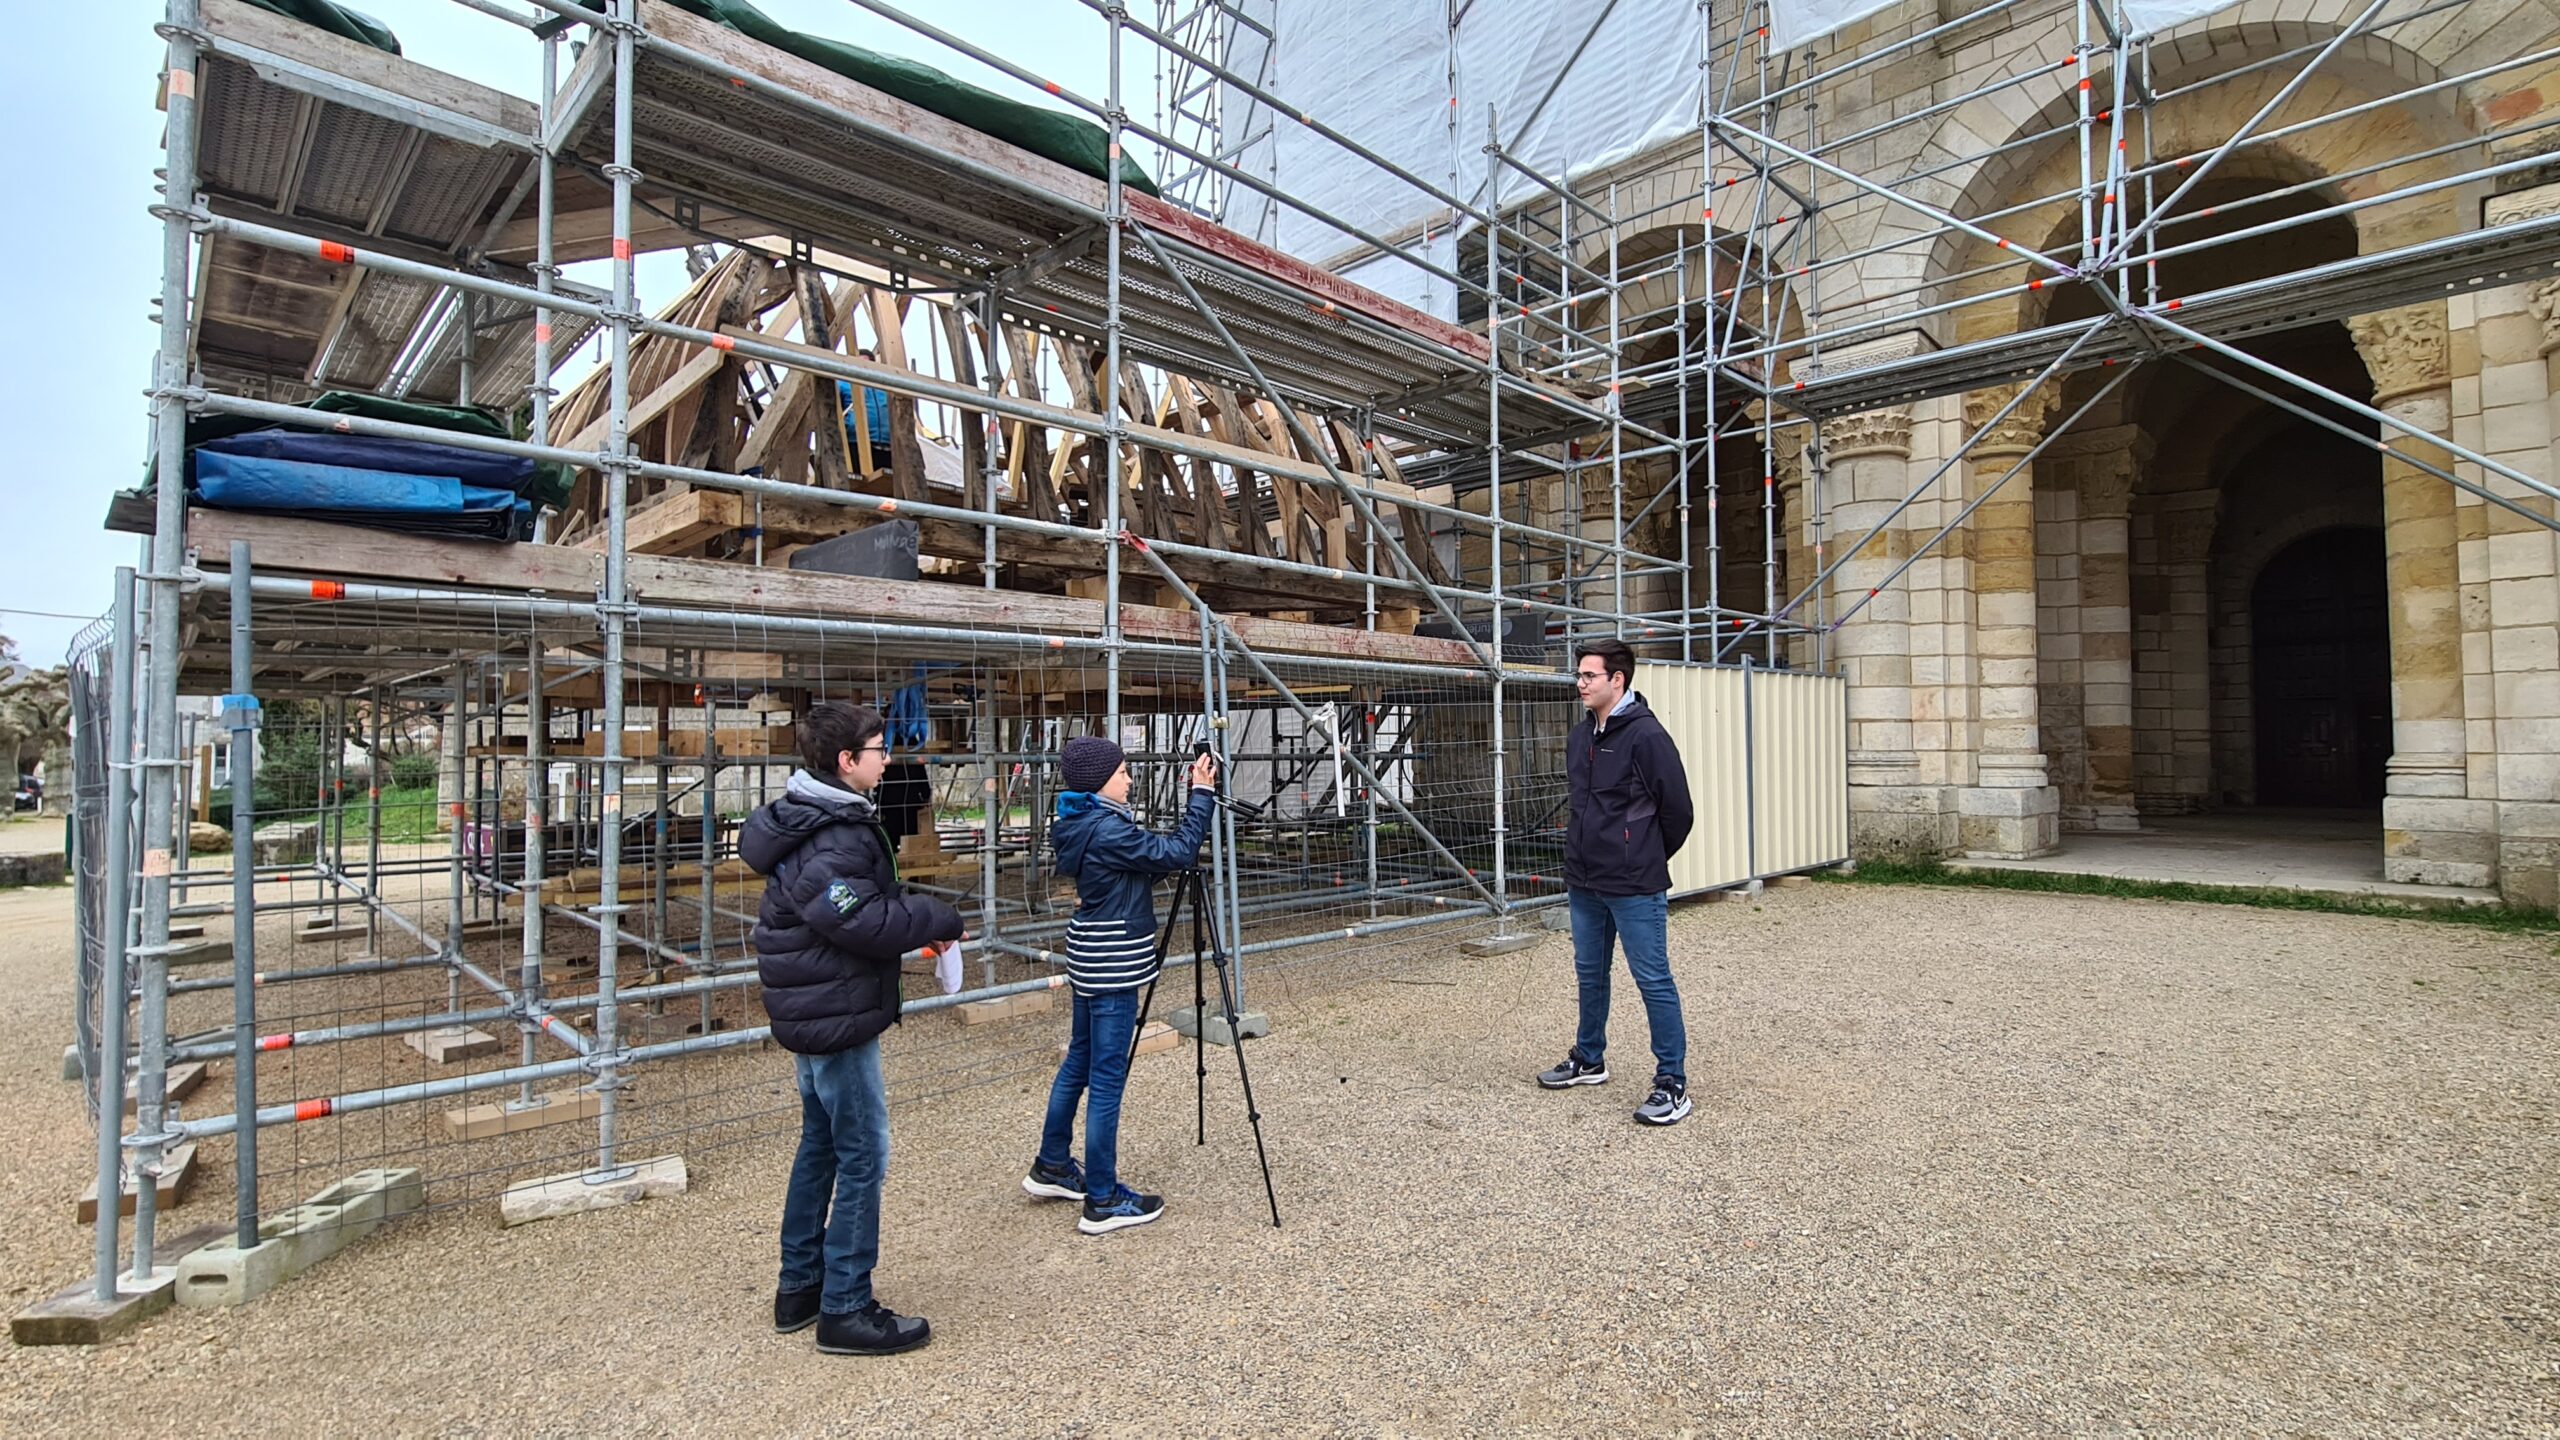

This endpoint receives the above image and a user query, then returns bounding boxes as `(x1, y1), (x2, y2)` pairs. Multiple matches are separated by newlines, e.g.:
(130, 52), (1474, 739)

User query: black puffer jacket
(740, 771), (963, 1054)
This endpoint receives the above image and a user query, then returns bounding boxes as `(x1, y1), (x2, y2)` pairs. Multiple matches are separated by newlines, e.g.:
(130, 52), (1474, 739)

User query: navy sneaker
(1022, 1157), (1086, 1201)
(1078, 1185), (1166, 1235)
(774, 1286), (822, 1334)
(1537, 1053), (1609, 1088)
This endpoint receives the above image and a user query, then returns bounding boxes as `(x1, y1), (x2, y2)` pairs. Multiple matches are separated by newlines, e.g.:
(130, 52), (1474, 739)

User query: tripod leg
(1208, 949), (1282, 1228)
(1191, 870), (1208, 1147)
(1127, 868), (1188, 1068)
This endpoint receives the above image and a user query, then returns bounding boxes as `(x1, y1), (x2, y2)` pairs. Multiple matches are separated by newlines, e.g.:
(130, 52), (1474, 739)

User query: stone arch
(1853, 0), (2534, 340)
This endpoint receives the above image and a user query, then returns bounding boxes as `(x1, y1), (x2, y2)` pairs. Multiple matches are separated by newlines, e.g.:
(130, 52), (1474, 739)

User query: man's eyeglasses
(1573, 671), (1611, 686)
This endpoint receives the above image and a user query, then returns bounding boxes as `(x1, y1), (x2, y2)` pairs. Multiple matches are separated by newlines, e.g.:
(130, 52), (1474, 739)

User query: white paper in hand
(934, 938), (964, 996)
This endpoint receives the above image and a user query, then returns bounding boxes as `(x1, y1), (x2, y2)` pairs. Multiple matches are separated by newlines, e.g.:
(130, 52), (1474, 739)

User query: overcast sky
(0, 1), (1113, 667)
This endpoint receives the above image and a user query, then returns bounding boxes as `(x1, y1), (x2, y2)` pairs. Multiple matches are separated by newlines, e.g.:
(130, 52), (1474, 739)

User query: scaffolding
(69, 0), (2555, 1318)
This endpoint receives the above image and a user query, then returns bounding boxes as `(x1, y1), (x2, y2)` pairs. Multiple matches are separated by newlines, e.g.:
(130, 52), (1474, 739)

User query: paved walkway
(1948, 808), (2503, 908)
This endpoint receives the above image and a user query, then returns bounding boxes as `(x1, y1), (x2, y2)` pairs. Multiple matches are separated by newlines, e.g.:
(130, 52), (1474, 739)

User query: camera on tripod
(1123, 737), (1280, 1227)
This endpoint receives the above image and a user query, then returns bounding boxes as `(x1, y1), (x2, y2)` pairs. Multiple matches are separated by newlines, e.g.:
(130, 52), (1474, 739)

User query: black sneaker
(1536, 1053), (1609, 1088)
(1021, 1157), (1086, 1201)
(1635, 1076), (1692, 1126)
(815, 1301), (931, 1356)
(773, 1286), (822, 1335)
(1078, 1185), (1166, 1235)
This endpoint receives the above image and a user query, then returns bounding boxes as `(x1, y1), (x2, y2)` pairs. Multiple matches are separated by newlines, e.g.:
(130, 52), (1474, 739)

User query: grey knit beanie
(1060, 735), (1125, 793)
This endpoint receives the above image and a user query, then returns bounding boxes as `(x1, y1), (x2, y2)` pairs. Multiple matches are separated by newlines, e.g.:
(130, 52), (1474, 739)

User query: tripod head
(1191, 739), (1265, 818)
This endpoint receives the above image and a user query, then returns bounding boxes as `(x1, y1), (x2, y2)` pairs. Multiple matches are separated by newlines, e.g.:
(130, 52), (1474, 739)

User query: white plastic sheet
(1766, 0), (1903, 53)
(1220, 0), (1707, 320)
(1766, 0), (2247, 50)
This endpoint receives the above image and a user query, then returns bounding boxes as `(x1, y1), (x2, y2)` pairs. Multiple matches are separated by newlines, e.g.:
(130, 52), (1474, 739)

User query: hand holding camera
(1189, 748), (1219, 791)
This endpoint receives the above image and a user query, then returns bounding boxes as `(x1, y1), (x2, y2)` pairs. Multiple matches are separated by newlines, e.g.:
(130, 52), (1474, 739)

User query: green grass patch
(1819, 856), (2560, 938)
(360, 785), (443, 844)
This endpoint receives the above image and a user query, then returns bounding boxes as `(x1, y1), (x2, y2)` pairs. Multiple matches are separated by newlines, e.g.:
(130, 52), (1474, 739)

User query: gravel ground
(3, 879), (2556, 1435)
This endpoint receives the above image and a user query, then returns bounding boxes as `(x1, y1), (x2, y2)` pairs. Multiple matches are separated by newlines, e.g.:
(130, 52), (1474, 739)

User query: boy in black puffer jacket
(741, 702), (962, 1356)
(1020, 736), (1218, 1235)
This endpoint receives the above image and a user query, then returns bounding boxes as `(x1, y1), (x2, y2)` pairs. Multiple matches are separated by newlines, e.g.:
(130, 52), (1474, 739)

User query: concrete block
(1772, 874), (1814, 889)
(499, 1154), (688, 1228)
(443, 1086), (602, 1140)
(957, 989), (1054, 1025)
(402, 1027), (502, 1064)
(1167, 1007), (1271, 1047)
(124, 1061), (207, 1117)
(79, 1143), (199, 1224)
(1459, 933), (1537, 956)
(1539, 906), (1574, 932)
(175, 1168), (425, 1309)
(61, 1043), (81, 1081)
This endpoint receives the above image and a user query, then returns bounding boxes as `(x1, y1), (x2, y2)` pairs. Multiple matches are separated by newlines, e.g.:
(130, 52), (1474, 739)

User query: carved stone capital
(1819, 406), (1914, 460)
(2532, 280), (2560, 359)
(2345, 304), (2449, 406)
(1769, 426), (1809, 492)
(1962, 382), (2059, 455)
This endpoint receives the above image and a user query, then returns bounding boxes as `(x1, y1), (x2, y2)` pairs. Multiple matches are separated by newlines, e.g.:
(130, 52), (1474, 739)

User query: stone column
(1956, 382), (2061, 857)
(2348, 304), (2492, 887)
(2076, 433), (2146, 830)
(2142, 477), (2217, 814)
(1822, 407), (1945, 855)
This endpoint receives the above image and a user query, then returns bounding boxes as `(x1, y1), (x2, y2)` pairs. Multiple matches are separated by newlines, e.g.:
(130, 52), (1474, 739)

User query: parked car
(12, 776), (40, 813)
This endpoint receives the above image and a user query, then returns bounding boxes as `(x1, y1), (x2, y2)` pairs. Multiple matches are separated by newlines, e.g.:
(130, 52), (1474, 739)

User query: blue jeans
(779, 1040), (890, 1315)
(1568, 888), (1686, 1085)
(1037, 988), (1142, 1199)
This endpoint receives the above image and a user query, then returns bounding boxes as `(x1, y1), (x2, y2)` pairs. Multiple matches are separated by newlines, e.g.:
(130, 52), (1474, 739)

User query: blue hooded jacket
(1051, 786), (1215, 994)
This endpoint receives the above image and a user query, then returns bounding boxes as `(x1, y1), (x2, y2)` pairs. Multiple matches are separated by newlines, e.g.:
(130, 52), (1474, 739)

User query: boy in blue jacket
(1022, 735), (1218, 1234)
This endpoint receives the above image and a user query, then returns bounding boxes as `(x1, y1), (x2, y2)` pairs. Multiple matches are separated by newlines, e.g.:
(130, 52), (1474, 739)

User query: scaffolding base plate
(11, 1267), (179, 1346)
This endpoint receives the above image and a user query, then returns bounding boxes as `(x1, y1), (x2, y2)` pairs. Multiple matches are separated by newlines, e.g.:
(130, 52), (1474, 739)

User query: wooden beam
(182, 510), (1495, 669)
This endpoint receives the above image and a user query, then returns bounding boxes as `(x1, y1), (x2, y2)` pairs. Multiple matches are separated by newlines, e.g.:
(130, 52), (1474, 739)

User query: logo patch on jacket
(825, 878), (866, 915)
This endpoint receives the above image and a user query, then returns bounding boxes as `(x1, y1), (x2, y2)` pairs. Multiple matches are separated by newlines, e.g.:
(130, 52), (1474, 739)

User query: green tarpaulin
(642, 0), (1158, 195)
(241, 0), (400, 55)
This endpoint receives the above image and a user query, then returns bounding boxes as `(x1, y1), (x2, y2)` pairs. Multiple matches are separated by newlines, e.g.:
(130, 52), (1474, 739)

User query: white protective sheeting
(2117, 0), (2250, 37)
(1765, 0), (1903, 52)
(1220, 0), (1706, 321)
(1767, 0), (2248, 51)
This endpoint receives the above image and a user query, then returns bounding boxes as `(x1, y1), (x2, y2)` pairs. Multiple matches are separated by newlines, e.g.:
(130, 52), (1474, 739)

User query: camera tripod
(1127, 861), (1281, 1228)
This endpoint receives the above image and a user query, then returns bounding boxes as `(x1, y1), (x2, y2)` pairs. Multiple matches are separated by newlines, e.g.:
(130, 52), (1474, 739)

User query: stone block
(442, 1087), (601, 1141)
(956, 989), (1054, 1025)
(1166, 1007), (1271, 1047)
(499, 1154), (688, 1227)
(1772, 874), (1813, 889)
(253, 822), (319, 867)
(78, 1142), (199, 1224)
(1459, 933), (1537, 956)
(2383, 796), (2497, 835)
(187, 822), (232, 855)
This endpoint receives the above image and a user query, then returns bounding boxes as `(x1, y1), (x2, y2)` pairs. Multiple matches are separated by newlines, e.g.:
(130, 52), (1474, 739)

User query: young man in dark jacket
(741, 701), (963, 1355)
(1539, 637), (1698, 1125)
(1021, 735), (1217, 1234)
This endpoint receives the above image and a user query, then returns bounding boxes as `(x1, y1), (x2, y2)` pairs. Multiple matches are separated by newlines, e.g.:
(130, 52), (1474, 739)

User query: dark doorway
(2251, 528), (2390, 806)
